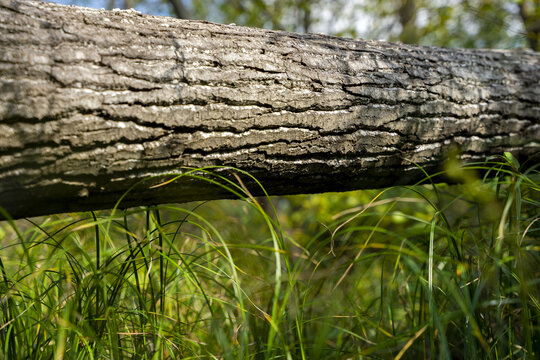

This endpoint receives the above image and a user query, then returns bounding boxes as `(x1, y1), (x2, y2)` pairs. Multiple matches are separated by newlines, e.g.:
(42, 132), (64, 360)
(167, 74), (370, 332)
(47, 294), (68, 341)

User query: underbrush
(0, 153), (538, 359)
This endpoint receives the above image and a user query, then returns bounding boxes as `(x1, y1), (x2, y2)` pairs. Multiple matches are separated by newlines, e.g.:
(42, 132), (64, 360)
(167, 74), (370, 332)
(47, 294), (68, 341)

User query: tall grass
(0, 154), (538, 359)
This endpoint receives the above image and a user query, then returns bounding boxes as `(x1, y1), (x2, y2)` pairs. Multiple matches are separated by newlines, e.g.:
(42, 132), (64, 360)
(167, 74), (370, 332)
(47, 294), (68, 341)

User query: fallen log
(0, 0), (538, 218)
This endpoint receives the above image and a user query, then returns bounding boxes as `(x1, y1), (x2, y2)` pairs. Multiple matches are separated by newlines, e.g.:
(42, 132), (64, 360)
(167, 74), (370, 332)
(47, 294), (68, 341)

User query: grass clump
(0, 154), (538, 359)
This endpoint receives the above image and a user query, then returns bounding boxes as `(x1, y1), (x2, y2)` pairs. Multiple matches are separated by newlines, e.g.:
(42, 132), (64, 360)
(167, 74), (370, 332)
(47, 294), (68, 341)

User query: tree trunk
(520, 1), (540, 51)
(168, 0), (190, 19)
(0, 0), (538, 219)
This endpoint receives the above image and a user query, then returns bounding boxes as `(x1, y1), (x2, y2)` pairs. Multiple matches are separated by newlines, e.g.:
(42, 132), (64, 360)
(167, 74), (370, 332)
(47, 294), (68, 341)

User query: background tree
(356, 0), (534, 49)
(519, 0), (540, 50)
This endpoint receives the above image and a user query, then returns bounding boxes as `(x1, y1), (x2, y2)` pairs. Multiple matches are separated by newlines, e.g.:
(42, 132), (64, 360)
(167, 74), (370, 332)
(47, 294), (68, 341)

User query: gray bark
(0, 0), (539, 219)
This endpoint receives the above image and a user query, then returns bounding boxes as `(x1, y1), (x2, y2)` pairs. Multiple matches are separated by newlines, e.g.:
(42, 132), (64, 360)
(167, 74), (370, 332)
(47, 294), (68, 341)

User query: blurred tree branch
(519, 0), (540, 51)
(168, 0), (190, 19)
(398, 0), (418, 44)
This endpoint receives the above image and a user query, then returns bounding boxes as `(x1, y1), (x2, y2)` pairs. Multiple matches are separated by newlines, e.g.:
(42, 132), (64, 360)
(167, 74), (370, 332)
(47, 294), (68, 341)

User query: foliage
(1, 156), (538, 359)
(355, 0), (531, 49)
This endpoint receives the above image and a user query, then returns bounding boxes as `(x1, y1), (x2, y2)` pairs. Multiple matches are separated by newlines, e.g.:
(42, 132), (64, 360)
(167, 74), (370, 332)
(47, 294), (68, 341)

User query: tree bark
(0, 0), (539, 219)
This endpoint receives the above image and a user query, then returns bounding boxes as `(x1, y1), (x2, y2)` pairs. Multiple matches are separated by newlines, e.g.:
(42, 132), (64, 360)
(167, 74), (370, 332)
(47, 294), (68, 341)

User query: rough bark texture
(0, 0), (539, 219)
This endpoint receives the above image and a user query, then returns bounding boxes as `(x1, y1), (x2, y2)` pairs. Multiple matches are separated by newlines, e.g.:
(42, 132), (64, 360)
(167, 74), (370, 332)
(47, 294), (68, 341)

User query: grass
(0, 153), (538, 359)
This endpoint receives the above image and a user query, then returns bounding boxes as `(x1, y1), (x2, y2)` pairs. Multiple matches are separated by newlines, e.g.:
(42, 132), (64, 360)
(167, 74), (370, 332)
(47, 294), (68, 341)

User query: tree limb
(0, 0), (538, 219)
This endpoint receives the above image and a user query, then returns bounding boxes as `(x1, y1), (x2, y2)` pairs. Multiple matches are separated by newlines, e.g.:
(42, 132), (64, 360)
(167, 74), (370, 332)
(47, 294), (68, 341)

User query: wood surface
(1, 0), (538, 218)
